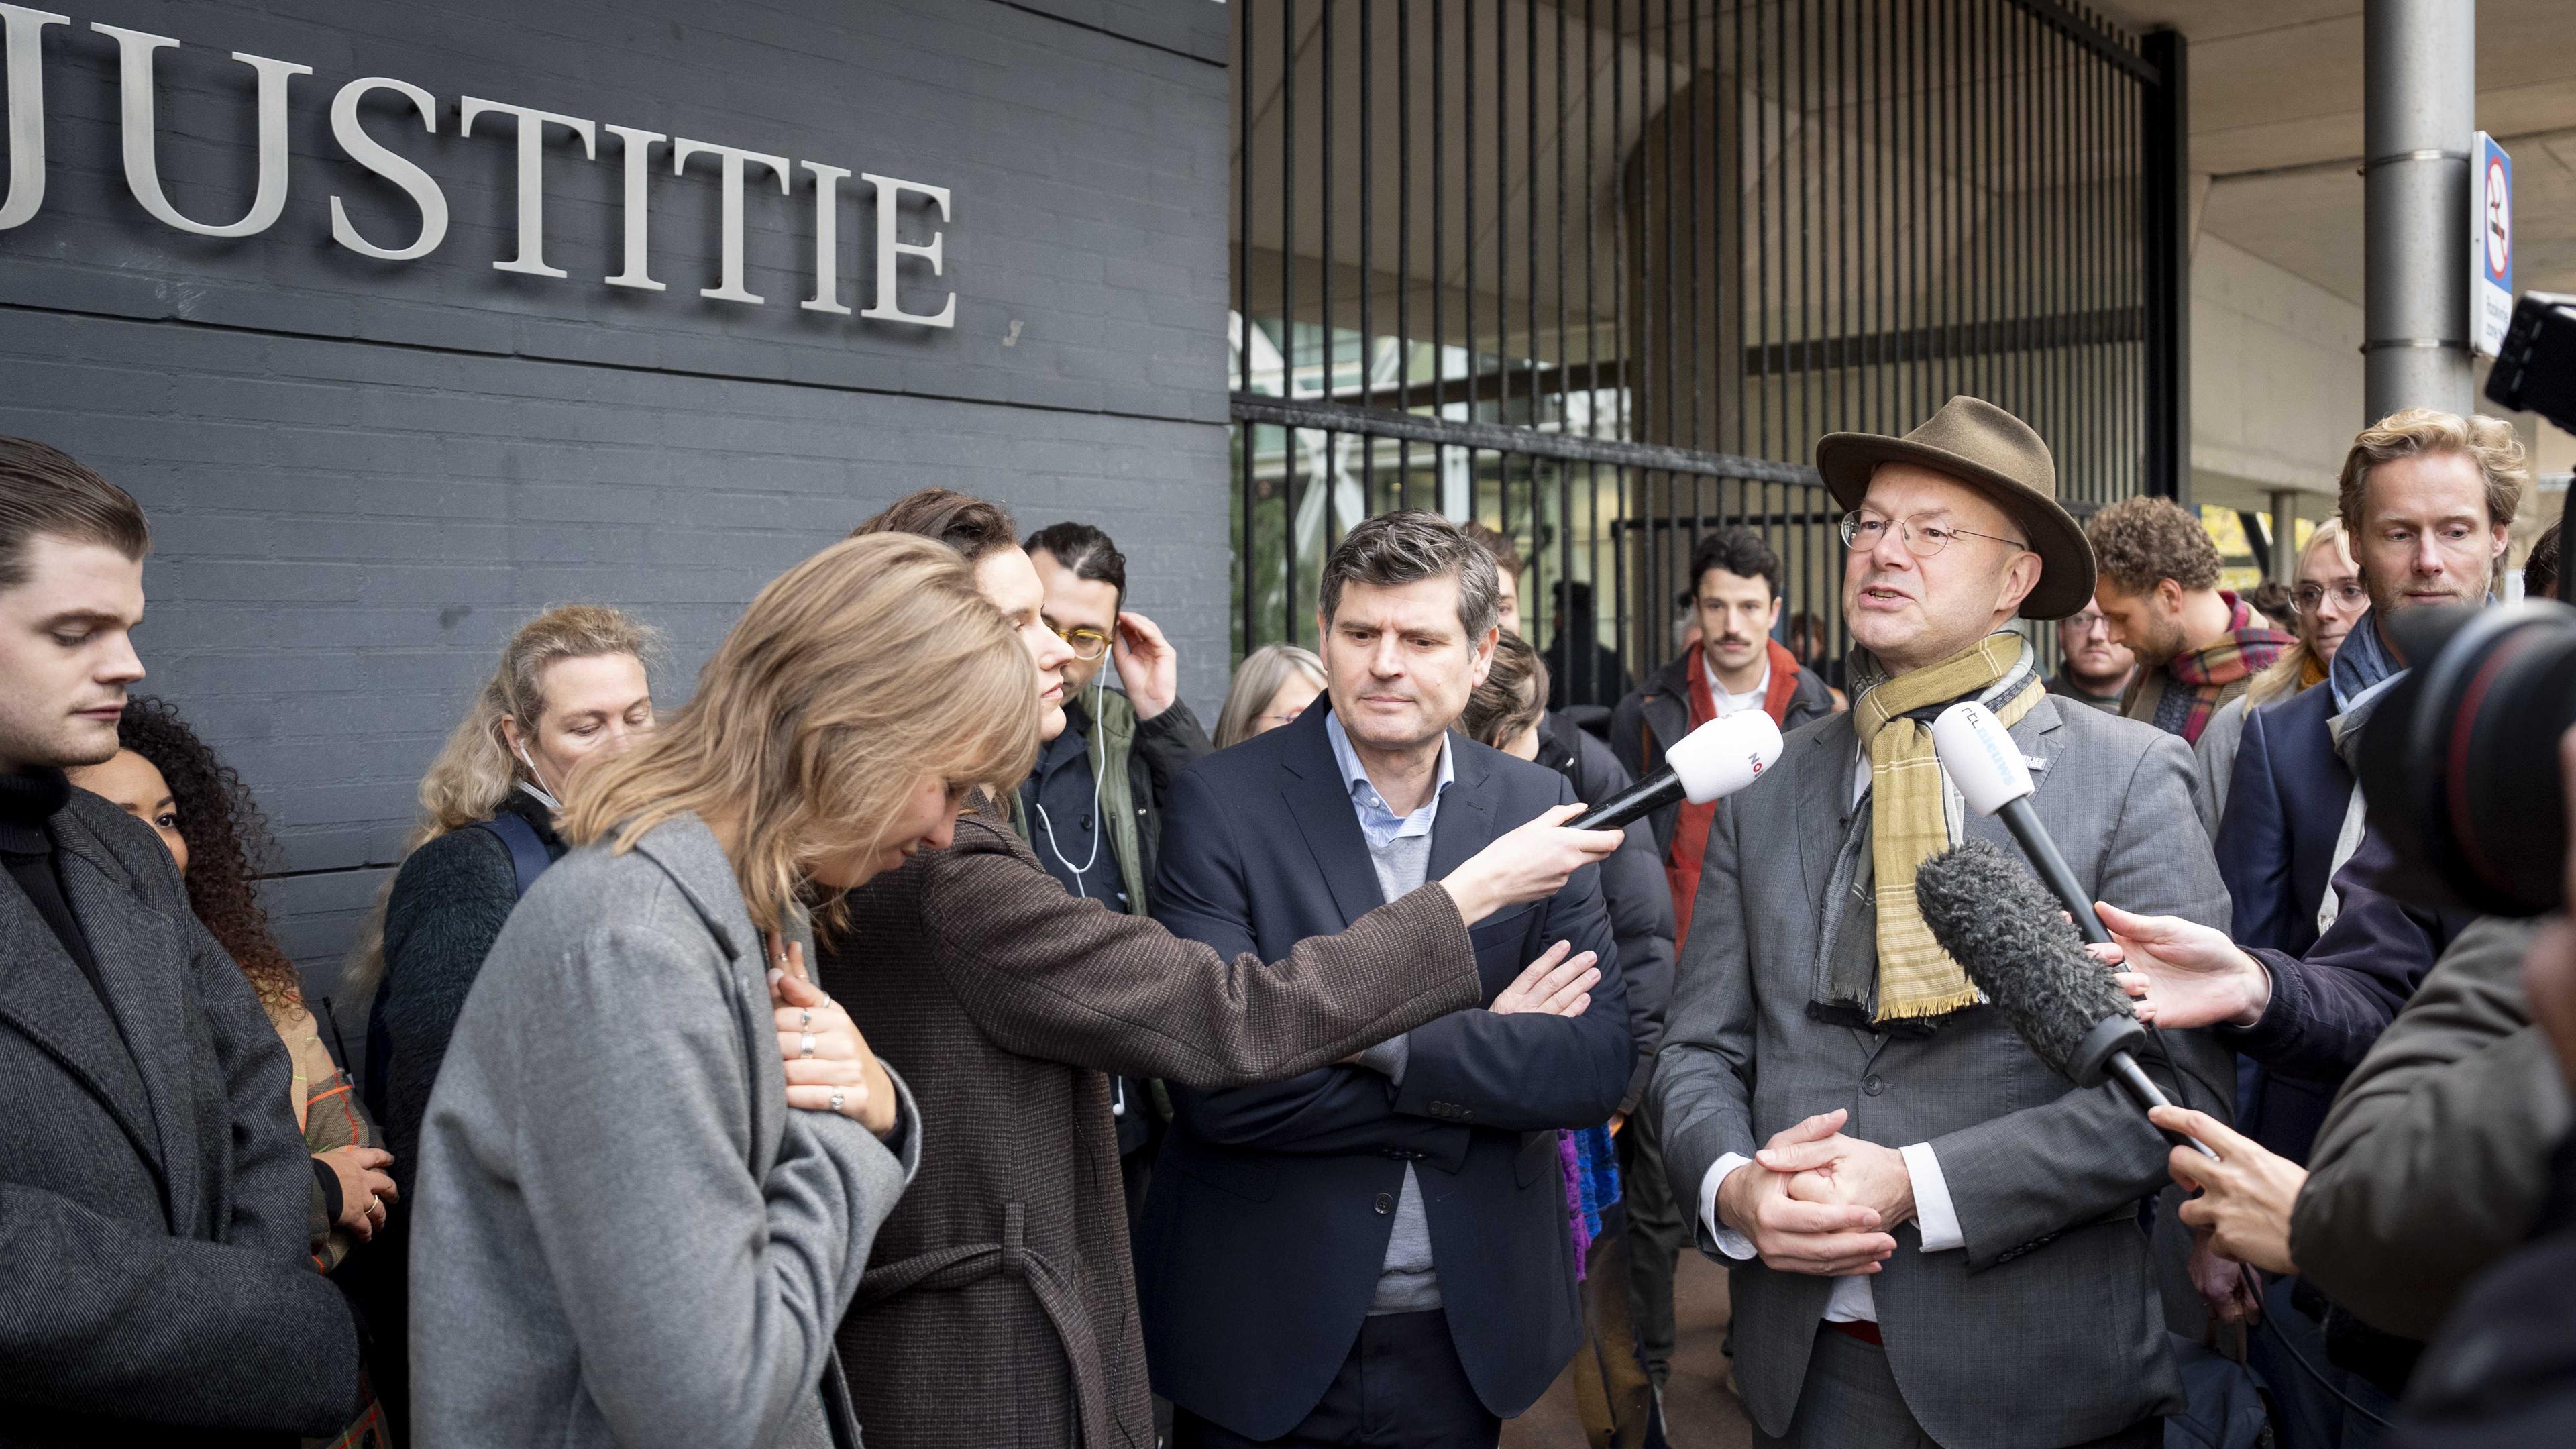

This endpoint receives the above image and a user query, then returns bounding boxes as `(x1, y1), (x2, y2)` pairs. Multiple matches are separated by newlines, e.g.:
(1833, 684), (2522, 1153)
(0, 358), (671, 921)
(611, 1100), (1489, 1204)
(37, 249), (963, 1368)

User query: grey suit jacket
(1648, 692), (2233, 1449)
(0, 791), (358, 1446)
(411, 814), (920, 1449)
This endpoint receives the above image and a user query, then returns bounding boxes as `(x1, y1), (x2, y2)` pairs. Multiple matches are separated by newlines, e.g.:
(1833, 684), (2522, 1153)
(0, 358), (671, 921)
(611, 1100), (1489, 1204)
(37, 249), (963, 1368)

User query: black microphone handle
(1568, 771), (1687, 833)
(1996, 798), (2112, 946)
(2105, 1048), (2221, 1161)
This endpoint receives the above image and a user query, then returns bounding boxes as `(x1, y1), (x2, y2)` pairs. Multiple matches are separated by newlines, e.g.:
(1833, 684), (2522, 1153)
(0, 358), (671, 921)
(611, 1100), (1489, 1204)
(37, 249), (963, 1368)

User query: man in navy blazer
(1140, 511), (1632, 1449)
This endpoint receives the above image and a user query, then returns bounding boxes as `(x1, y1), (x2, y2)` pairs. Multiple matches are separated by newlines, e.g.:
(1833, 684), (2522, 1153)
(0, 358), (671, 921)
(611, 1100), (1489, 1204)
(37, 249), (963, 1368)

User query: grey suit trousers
(1755, 1328), (2162, 1449)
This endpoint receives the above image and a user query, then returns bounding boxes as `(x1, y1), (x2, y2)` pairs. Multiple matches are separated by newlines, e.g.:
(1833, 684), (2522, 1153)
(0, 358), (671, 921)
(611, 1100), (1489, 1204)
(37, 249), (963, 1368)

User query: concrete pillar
(2363, 0), (2475, 421)
(2269, 490), (2301, 584)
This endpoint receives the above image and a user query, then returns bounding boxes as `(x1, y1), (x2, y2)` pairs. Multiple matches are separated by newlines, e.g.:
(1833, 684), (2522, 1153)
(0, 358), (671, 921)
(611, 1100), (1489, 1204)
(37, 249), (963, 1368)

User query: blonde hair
(2245, 519), (2352, 710)
(564, 533), (1039, 936)
(2337, 409), (2527, 564)
(1216, 643), (1326, 749)
(343, 604), (661, 999)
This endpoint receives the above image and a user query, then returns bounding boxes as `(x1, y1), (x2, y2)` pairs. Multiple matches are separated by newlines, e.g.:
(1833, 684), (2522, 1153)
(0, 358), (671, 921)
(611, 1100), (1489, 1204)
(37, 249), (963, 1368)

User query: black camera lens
(2357, 602), (2576, 918)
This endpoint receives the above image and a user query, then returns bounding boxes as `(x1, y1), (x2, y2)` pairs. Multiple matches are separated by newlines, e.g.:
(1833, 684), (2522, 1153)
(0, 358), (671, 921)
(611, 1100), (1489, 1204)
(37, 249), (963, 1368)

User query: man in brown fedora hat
(1647, 396), (2234, 1448)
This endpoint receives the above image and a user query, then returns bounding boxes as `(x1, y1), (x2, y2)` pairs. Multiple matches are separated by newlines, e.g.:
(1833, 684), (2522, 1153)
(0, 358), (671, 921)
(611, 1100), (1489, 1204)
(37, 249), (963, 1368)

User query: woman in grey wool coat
(409, 532), (1044, 1449)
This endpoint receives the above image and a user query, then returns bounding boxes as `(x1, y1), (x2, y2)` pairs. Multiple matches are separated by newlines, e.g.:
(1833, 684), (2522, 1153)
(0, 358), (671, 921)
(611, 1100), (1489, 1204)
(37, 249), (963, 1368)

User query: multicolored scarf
(2156, 592), (2292, 744)
(1557, 1123), (1621, 1279)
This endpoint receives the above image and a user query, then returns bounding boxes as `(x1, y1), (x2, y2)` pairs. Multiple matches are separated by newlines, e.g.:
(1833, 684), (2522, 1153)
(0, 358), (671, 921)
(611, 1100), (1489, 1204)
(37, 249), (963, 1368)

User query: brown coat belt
(853, 1201), (1118, 1448)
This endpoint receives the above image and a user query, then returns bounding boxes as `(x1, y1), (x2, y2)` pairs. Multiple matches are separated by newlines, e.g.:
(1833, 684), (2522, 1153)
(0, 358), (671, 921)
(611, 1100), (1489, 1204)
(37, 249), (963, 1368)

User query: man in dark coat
(822, 490), (1622, 1449)
(0, 438), (358, 1446)
(1144, 511), (1631, 1448)
(1607, 526), (1836, 927)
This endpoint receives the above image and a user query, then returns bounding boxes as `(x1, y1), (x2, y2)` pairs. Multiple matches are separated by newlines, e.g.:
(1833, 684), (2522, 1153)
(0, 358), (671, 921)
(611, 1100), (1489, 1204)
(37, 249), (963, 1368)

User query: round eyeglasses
(1837, 510), (2027, 559)
(2293, 581), (2369, 615)
(1046, 622), (1112, 661)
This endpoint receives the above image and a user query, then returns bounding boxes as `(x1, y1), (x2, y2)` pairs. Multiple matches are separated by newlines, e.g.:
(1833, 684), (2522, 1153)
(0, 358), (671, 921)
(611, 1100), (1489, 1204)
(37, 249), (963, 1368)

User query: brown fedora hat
(1815, 395), (2096, 619)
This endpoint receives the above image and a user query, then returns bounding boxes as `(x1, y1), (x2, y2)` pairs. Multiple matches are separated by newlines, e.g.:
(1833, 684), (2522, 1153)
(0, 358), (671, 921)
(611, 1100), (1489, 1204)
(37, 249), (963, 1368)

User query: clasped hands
(1716, 1108), (1912, 1277)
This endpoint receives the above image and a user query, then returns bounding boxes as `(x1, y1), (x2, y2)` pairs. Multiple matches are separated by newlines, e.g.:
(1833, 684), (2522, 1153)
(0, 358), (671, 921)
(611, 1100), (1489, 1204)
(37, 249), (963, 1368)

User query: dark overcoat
(0, 790), (358, 1446)
(818, 809), (1485, 1449)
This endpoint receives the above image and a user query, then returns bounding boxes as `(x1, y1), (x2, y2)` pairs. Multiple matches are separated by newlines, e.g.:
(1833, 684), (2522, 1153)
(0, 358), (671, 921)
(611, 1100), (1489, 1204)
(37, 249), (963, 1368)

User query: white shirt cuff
(1901, 1142), (1964, 1253)
(1699, 1153), (1759, 1260)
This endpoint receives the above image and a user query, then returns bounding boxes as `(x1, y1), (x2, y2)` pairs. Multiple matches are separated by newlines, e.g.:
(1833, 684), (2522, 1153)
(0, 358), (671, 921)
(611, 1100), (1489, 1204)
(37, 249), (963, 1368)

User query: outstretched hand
(2095, 901), (2271, 1030)
(2151, 1104), (2302, 1276)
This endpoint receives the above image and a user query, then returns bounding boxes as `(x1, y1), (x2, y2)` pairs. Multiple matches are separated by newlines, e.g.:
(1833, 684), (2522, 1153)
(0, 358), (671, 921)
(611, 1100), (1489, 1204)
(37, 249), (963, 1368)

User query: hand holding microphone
(1438, 803), (1626, 924)
(1568, 708), (1784, 833)
(1914, 840), (2218, 1160)
(1439, 710), (1785, 924)
(1929, 699), (2275, 1032)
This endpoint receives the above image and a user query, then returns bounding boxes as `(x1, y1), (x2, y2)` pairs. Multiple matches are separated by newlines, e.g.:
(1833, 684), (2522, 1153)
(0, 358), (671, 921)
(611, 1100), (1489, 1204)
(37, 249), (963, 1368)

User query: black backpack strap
(474, 811), (554, 900)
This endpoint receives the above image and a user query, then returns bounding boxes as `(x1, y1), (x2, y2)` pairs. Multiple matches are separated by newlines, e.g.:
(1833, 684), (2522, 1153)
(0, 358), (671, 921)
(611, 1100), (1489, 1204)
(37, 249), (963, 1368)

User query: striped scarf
(2159, 593), (2292, 744)
(1853, 633), (2045, 1021)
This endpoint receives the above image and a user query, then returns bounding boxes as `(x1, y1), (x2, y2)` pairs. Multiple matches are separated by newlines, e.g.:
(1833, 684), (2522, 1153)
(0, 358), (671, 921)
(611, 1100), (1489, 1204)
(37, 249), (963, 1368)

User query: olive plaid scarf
(1851, 633), (2045, 1022)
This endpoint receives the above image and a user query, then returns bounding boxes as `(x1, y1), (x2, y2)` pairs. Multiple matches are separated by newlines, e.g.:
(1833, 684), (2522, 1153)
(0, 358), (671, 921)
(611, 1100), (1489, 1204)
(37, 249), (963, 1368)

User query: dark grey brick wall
(0, 0), (1232, 1028)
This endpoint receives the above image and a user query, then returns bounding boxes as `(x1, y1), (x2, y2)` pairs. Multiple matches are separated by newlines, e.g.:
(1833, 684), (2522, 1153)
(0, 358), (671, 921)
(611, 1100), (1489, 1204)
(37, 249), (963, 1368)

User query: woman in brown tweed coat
(824, 491), (1620, 1449)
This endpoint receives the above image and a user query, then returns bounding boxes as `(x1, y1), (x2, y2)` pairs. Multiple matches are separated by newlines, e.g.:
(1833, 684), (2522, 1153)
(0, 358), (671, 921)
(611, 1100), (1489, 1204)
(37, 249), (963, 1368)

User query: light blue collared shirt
(1322, 709), (1456, 1313)
(1324, 710), (1456, 849)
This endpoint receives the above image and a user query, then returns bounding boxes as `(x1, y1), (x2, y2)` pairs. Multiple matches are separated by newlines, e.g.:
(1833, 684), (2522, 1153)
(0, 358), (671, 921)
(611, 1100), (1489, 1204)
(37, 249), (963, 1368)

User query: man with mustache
(1609, 525), (1835, 949)
(0, 437), (360, 1442)
(1648, 398), (2232, 1448)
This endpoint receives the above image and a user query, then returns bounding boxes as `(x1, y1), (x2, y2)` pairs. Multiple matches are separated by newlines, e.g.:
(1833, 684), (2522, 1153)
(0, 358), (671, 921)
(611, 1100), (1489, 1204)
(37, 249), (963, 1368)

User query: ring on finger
(798, 1032), (816, 1059)
(828, 1089), (846, 1113)
(799, 1006), (812, 1028)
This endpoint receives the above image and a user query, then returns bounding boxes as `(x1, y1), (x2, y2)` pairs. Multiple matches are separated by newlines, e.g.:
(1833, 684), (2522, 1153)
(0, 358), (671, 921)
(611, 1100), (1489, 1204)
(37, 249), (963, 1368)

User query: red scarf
(1668, 637), (1806, 948)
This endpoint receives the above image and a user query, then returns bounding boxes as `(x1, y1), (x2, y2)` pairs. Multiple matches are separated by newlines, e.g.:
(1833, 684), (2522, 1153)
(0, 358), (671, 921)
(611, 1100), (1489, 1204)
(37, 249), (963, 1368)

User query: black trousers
(1172, 1308), (1499, 1449)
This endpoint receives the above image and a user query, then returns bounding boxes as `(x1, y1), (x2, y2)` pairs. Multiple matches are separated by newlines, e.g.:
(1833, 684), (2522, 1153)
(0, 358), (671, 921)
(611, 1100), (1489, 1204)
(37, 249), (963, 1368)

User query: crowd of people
(0, 388), (2570, 1449)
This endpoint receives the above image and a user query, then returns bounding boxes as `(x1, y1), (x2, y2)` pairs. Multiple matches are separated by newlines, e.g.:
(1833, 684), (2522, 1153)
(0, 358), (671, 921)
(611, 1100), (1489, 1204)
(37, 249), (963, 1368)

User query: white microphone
(1929, 701), (2111, 945)
(1568, 710), (1784, 832)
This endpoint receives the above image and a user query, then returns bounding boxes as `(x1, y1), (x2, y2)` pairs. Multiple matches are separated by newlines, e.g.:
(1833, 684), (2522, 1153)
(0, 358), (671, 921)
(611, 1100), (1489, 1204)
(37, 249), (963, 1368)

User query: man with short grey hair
(1144, 509), (1633, 1449)
(1648, 399), (2233, 1448)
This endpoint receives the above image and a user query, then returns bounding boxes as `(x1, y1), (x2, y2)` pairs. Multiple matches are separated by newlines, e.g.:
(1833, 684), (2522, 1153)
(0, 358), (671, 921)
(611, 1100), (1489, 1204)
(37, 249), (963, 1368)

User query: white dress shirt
(1695, 747), (1968, 1323)
(1701, 649), (1772, 719)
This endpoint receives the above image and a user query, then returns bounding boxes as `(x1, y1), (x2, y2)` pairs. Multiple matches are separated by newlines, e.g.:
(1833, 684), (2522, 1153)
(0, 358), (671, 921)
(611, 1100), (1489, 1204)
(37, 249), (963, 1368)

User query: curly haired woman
(70, 695), (392, 1446)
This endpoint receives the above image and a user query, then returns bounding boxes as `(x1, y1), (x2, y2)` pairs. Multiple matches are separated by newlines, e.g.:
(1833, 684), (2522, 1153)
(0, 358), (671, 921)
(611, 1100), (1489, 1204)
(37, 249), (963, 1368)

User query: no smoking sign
(2473, 132), (2515, 357)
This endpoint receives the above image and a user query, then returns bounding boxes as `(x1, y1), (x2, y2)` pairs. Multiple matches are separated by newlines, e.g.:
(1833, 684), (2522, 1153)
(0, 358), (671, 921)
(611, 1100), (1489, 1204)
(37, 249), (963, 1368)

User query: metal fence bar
(1232, 395), (1820, 486)
(1226, 0), (2165, 669)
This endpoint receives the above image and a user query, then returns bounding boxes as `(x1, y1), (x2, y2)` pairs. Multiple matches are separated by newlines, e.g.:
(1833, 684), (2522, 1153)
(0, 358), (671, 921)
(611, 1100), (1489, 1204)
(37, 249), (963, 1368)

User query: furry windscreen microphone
(1915, 839), (2219, 1159)
(1913, 839), (2139, 1085)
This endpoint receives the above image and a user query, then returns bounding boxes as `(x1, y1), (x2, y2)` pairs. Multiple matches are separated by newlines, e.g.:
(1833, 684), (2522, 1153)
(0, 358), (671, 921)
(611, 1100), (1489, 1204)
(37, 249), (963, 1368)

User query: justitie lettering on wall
(0, 4), (957, 327)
